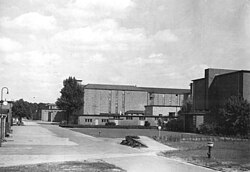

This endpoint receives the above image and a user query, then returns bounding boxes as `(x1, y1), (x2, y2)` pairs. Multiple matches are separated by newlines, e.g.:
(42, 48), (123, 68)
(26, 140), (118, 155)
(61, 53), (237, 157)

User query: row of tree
(11, 77), (83, 124)
(12, 99), (47, 122)
(201, 96), (250, 136)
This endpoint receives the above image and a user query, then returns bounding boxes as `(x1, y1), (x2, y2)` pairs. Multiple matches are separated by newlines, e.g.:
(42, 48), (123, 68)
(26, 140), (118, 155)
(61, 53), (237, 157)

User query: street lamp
(0, 87), (9, 147)
(158, 125), (162, 138)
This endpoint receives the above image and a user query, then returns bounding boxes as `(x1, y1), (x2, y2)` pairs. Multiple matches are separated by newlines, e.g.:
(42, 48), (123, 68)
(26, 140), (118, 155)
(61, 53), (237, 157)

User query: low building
(78, 84), (190, 126)
(41, 104), (66, 122)
(0, 101), (13, 143)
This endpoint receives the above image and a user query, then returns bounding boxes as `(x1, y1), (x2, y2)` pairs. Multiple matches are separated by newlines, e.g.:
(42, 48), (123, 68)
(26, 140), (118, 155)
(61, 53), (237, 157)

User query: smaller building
(0, 101), (13, 142)
(41, 104), (66, 122)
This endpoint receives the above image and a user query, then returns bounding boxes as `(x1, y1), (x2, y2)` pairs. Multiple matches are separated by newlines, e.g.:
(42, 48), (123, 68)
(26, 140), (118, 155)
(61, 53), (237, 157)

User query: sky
(0, 0), (250, 103)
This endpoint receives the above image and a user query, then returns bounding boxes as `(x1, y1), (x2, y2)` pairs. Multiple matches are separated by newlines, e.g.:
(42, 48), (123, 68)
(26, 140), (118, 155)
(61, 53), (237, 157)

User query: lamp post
(158, 125), (162, 138)
(0, 87), (9, 147)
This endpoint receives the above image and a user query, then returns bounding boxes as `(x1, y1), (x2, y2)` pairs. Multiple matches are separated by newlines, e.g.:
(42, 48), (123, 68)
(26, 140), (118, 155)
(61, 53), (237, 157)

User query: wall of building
(193, 79), (206, 111)
(205, 68), (237, 109)
(79, 116), (109, 125)
(149, 93), (184, 106)
(78, 115), (159, 126)
(243, 72), (250, 102)
(84, 89), (148, 115)
(153, 106), (180, 116)
(41, 110), (65, 122)
(208, 72), (241, 108)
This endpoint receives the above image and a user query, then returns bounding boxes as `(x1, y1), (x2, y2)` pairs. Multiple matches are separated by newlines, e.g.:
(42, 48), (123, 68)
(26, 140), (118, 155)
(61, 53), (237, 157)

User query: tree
(56, 77), (84, 124)
(179, 97), (193, 114)
(12, 99), (32, 122)
(219, 96), (250, 136)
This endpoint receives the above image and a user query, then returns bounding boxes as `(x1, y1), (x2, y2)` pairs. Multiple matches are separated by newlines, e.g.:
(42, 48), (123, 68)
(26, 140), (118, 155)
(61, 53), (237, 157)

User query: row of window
(85, 119), (92, 122)
(84, 117), (159, 122)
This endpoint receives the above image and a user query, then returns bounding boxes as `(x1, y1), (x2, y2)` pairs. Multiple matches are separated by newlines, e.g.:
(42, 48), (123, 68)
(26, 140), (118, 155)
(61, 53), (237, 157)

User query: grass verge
(0, 161), (125, 172)
(159, 140), (250, 171)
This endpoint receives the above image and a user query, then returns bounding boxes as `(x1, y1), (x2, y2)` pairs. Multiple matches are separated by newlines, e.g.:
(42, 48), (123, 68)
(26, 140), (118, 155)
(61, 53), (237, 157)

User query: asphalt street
(0, 120), (217, 172)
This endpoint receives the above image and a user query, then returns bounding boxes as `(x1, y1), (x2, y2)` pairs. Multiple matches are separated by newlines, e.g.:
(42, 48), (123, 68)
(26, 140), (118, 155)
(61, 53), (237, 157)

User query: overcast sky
(0, 0), (250, 103)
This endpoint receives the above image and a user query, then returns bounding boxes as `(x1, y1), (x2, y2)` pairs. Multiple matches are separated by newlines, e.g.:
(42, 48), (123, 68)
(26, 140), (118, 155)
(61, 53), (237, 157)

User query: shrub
(199, 123), (219, 135)
(105, 121), (116, 126)
(164, 118), (184, 132)
(144, 121), (151, 127)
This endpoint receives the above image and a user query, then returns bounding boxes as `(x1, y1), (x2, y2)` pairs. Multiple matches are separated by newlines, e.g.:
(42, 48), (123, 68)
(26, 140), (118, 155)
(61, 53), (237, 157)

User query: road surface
(0, 120), (217, 172)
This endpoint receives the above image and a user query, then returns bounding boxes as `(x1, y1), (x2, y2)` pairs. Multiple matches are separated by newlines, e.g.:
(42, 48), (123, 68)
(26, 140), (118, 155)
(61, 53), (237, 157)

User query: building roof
(192, 78), (205, 81)
(139, 87), (190, 94)
(84, 84), (144, 91)
(84, 84), (190, 94)
(125, 110), (145, 114)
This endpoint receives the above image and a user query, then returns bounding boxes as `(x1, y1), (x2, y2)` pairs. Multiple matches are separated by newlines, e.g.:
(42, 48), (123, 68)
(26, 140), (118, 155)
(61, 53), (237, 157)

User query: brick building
(185, 68), (250, 132)
(78, 84), (190, 126)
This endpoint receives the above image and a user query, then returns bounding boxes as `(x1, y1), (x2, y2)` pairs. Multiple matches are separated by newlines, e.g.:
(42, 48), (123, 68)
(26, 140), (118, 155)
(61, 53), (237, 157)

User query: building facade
(78, 84), (190, 126)
(185, 68), (250, 132)
(41, 104), (65, 122)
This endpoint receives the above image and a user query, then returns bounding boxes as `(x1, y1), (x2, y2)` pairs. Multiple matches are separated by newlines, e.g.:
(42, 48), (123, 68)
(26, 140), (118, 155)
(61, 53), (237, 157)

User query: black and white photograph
(0, 0), (250, 171)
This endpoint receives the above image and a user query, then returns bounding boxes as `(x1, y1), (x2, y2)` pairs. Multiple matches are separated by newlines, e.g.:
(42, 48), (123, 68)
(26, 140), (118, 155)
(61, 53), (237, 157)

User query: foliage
(56, 77), (84, 124)
(200, 96), (250, 136)
(12, 99), (32, 121)
(218, 96), (250, 136)
(164, 118), (184, 132)
(157, 117), (164, 127)
(199, 123), (219, 135)
(105, 121), (116, 126)
(144, 121), (151, 127)
(178, 97), (193, 114)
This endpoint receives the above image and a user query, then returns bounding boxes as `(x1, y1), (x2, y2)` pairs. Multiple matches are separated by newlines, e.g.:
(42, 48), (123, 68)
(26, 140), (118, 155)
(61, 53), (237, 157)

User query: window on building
(126, 116), (133, 120)
(85, 119), (92, 122)
(139, 117), (145, 120)
(169, 112), (175, 117)
(102, 119), (108, 123)
(114, 116), (120, 119)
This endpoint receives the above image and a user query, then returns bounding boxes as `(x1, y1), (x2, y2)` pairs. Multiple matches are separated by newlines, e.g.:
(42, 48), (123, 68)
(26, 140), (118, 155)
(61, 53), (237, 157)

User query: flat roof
(84, 84), (190, 94)
(140, 87), (190, 94)
(84, 84), (144, 91)
(192, 78), (205, 81)
(212, 70), (250, 79)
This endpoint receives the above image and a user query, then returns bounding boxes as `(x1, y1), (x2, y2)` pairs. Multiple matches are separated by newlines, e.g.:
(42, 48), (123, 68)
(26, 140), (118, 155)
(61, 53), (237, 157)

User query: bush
(199, 123), (219, 135)
(105, 121), (116, 126)
(144, 121), (151, 127)
(164, 118), (184, 132)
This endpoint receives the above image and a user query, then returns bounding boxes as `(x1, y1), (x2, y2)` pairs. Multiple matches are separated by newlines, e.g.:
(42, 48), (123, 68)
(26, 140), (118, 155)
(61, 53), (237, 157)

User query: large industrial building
(185, 68), (250, 132)
(78, 84), (190, 126)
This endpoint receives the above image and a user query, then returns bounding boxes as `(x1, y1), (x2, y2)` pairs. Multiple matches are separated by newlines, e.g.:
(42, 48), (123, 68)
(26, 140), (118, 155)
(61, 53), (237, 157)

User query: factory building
(78, 84), (190, 126)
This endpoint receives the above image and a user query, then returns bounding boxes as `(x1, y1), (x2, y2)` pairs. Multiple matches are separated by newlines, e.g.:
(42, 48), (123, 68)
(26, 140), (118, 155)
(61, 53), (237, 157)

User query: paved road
(0, 120), (217, 172)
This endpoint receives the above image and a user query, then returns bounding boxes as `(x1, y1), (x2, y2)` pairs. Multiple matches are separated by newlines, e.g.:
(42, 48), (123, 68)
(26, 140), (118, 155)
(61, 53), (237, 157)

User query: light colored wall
(78, 116), (159, 126)
(152, 106), (180, 116)
(41, 110), (63, 122)
(243, 73), (250, 102)
(79, 116), (110, 125)
(151, 94), (184, 106)
(84, 89), (148, 115)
